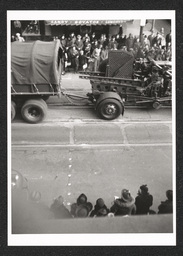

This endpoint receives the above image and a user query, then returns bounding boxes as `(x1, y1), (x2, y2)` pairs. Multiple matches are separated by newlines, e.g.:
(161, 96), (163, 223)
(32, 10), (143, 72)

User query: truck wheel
(152, 101), (161, 110)
(11, 101), (16, 121)
(21, 99), (47, 124)
(96, 98), (123, 120)
(39, 98), (48, 109)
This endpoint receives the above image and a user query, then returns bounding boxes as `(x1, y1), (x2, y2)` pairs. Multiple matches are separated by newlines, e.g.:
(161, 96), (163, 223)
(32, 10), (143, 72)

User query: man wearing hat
(110, 189), (136, 216)
(135, 185), (153, 215)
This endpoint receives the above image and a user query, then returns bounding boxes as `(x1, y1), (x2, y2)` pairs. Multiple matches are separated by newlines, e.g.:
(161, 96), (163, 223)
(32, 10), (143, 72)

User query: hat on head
(77, 35), (81, 38)
(121, 189), (132, 202)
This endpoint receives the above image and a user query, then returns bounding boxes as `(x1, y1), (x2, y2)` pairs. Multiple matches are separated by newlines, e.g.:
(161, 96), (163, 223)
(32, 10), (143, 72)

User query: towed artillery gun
(11, 40), (172, 123)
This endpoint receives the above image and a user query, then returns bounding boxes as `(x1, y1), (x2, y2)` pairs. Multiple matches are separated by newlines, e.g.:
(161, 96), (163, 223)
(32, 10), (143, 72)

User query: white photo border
(7, 10), (176, 246)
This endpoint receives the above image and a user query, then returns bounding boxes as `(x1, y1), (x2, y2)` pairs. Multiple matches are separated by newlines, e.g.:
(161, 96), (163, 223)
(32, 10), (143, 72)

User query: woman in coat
(110, 189), (136, 216)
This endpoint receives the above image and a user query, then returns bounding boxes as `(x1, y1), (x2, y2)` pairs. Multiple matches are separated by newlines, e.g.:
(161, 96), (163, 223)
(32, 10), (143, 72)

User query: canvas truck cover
(11, 40), (62, 85)
(108, 50), (134, 78)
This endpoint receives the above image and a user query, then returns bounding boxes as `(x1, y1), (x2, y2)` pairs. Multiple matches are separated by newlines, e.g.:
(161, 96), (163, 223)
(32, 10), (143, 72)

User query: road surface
(11, 107), (173, 214)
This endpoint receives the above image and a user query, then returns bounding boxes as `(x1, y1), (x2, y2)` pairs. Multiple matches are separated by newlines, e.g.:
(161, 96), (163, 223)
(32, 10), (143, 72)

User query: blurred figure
(11, 35), (16, 42)
(158, 190), (173, 214)
(90, 32), (96, 42)
(126, 33), (134, 51)
(148, 30), (155, 47)
(135, 185), (153, 215)
(166, 30), (171, 49)
(90, 198), (109, 217)
(133, 37), (141, 54)
(50, 195), (72, 219)
(15, 33), (25, 42)
(152, 32), (162, 47)
(110, 189), (136, 216)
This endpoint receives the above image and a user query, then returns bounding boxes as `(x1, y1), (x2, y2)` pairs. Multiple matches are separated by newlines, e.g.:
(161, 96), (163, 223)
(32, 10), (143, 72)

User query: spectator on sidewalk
(100, 45), (109, 62)
(79, 50), (88, 71)
(50, 195), (72, 219)
(158, 190), (173, 214)
(92, 44), (102, 71)
(75, 34), (83, 53)
(135, 185), (153, 215)
(90, 198), (109, 217)
(71, 46), (79, 73)
(110, 36), (118, 50)
(126, 33), (134, 51)
(110, 189), (136, 216)
(70, 193), (93, 217)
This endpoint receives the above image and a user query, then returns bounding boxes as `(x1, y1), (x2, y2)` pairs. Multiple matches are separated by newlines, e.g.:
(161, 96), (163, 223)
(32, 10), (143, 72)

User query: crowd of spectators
(57, 29), (172, 75)
(11, 28), (172, 75)
(50, 185), (173, 219)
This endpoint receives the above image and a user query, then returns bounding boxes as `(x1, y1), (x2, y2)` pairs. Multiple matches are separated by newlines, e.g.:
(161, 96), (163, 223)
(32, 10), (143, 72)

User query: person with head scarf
(70, 193), (93, 217)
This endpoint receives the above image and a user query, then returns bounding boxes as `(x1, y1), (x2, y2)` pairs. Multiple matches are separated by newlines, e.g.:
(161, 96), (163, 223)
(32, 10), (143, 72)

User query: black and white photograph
(8, 10), (175, 246)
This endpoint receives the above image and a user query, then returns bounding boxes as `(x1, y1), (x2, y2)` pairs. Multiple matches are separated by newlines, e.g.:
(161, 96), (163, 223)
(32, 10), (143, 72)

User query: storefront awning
(45, 20), (133, 26)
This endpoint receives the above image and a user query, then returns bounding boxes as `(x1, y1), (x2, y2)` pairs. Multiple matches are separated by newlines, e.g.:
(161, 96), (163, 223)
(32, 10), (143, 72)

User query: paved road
(11, 107), (173, 214)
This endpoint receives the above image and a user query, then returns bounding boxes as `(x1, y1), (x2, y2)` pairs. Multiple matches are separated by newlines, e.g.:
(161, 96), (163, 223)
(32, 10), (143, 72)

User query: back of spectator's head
(166, 190), (173, 201)
(96, 198), (105, 208)
(140, 184), (149, 194)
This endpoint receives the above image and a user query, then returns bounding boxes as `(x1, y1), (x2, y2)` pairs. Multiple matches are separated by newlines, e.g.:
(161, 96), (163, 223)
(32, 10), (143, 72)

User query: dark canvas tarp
(11, 40), (61, 85)
(108, 50), (135, 78)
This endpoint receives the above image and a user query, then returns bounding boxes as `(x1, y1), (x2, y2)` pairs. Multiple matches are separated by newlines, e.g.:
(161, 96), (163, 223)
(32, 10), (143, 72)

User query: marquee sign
(45, 20), (133, 26)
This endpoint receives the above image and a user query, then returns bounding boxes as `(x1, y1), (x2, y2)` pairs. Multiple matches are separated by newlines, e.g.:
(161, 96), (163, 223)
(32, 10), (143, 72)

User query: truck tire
(96, 98), (123, 120)
(21, 99), (47, 124)
(152, 101), (161, 110)
(11, 101), (16, 121)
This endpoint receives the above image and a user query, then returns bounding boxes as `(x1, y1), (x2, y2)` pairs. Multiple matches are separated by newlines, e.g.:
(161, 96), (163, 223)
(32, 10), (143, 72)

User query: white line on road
(12, 143), (172, 148)
(12, 120), (172, 127)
